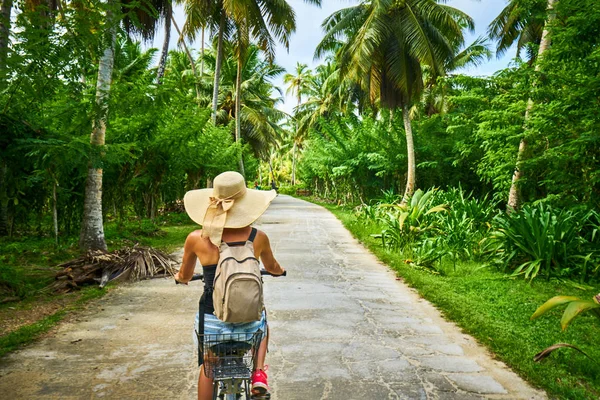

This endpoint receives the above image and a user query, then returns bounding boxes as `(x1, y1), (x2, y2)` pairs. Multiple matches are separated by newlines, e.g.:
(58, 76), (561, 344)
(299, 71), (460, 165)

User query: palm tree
(218, 45), (287, 160)
(488, 0), (549, 61)
(181, 0), (320, 130)
(179, 0), (227, 119)
(80, 0), (174, 251)
(177, 0), (229, 123)
(295, 58), (369, 145)
(79, 0), (119, 251)
(0, 0), (12, 80)
(156, 1), (173, 83)
(225, 0), (297, 176)
(505, 0), (556, 211)
(317, 0), (472, 201)
(163, 48), (212, 105)
(421, 36), (493, 116)
(284, 63), (312, 185)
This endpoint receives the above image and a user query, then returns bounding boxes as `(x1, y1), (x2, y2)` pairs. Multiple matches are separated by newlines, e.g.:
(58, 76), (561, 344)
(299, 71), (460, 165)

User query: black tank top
(201, 228), (257, 314)
(201, 264), (217, 313)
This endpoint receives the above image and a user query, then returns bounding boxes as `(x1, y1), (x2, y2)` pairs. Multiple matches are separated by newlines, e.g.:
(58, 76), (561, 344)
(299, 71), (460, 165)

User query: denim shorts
(194, 310), (267, 347)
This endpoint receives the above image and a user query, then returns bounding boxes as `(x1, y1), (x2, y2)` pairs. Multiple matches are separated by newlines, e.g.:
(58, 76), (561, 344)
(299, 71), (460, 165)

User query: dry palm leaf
(47, 245), (177, 293)
(534, 343), (599, 364)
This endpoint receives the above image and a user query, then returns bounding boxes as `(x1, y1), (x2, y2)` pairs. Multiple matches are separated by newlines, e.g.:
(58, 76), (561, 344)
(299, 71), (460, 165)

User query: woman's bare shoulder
(253, 228), (272, 247)
(185, 230), (210, 249)
(186, 229), (203, 240)
(254, 228), (268, 239)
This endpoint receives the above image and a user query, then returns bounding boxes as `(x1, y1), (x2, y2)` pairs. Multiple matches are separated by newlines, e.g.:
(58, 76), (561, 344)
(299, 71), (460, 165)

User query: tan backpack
(212, 228), (264, 323)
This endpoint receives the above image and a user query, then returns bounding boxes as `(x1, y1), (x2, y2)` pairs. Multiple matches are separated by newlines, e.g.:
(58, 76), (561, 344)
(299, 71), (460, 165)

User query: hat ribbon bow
(208, 196), (235, 213)
(202, 191), (244, 246)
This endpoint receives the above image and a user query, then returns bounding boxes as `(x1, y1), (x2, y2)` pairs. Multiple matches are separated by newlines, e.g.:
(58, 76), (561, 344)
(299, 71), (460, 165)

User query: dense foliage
(289, 0), (600, 284)
(0, 2), (285, 240)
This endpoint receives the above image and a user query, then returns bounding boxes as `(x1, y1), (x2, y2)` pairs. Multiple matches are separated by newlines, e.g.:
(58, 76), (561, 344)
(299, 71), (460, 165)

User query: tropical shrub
(530, 293), (600, 363)
(277, 184), (308, 196)
(355, 203), (380, 221)
(484, 204), (596, 281)
(432, 188), (499, 262)
(532, 294), (600, 331)
(411, 237), (445, 272)
(377, 189), (446, 250)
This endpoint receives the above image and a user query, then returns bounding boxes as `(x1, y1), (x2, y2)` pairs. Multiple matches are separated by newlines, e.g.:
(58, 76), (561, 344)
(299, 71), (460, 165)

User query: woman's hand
(174, 271), (188, 285)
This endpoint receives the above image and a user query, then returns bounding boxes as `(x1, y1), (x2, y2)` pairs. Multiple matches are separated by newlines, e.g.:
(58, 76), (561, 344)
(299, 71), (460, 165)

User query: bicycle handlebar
(175, 269), (286, 284)
(263, 269), (286, 277)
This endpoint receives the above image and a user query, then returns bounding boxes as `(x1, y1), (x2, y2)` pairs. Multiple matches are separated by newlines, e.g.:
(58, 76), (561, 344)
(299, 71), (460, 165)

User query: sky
(150, 0), (515, 115)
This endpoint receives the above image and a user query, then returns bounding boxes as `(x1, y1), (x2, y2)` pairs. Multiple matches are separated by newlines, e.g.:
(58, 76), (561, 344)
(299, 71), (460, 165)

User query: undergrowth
(0, 212), (196, 356)
(319, 201), (600, 400)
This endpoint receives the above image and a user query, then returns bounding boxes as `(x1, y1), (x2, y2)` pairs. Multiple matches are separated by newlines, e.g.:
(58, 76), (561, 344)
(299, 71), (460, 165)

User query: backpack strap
(248, 227), (258, 243)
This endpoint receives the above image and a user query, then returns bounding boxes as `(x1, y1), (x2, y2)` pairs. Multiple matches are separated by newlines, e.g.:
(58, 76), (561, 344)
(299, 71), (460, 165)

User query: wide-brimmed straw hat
(184, 171), (276, 246)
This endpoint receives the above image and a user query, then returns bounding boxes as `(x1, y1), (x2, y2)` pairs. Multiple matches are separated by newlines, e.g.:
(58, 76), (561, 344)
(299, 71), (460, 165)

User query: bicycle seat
(209, 340), (253, 356)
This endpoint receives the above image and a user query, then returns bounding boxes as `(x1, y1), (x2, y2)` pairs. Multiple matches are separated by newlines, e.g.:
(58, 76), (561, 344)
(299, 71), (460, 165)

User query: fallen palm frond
(534, 343), (599, 365)
(47, 246), (177, 293)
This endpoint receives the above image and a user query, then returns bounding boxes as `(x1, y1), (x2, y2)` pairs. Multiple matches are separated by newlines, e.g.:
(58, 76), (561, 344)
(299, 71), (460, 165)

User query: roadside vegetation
(276, 1), (600, 397)
(321, 199), (600, 400)
(0, 214), (195, 355)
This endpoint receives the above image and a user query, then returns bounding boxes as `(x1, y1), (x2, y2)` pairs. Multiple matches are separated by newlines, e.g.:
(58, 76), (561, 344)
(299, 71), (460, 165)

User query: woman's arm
(174, 232), (199, 284)
(256, 230), (285, 276)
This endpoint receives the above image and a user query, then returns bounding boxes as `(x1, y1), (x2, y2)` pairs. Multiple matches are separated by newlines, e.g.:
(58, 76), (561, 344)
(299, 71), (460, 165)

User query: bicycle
(177, 270), (285, 400)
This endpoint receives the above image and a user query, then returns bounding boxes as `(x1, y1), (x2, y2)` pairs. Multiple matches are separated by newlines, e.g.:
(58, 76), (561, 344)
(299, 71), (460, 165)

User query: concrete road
(0, 195), (545, 399)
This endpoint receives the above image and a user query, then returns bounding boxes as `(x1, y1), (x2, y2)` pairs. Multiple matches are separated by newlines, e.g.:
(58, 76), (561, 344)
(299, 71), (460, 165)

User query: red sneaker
(251, 366), (269, 396)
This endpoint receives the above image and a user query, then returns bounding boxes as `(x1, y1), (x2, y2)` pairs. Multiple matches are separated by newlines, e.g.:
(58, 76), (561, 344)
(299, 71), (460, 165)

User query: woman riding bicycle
(174, 171), (285, 400)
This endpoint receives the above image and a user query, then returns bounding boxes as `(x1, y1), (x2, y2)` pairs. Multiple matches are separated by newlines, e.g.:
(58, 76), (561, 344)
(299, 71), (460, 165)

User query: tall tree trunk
(52, 178), (58, 244)
(155, 2), (172, 84)
(235, 56), (245, 177)
(401, 104), (416, 203)
(291, 94), (300, 186)
(506, 0), (556, 212)
(0, 0), (13, 82)
(211, 11), (226, 124)
(0, 160), (8, 236)
(79, 6), (117, 252)
(268, 158), (274, 187)
(291, 142), (297, 186)
(171, 15), (200, 101)
(200, 27), (204, 76)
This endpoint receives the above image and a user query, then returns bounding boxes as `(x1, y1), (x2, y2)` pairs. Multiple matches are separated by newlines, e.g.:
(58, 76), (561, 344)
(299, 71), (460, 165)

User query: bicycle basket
(200, 331), (263, 379)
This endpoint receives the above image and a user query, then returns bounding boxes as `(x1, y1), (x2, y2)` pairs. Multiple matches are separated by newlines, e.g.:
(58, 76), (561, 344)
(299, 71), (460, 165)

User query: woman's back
(183, 226), (282, 275)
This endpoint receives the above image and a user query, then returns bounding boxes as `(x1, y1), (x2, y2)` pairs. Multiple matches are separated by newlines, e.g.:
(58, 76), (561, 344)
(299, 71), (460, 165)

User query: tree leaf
(561, 300), (600, 331)
(425, 205), (447, 215)
(534, 343), (599, 364)
(531, 296), (580, 320)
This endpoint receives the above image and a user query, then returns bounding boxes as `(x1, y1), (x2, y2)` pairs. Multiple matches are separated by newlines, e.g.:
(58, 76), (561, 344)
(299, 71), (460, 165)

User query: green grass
(0, 213), (196, 299)
(104, 220), (197, 254)
(318, 201), (600, 400)
(0, 213), (197, 356)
